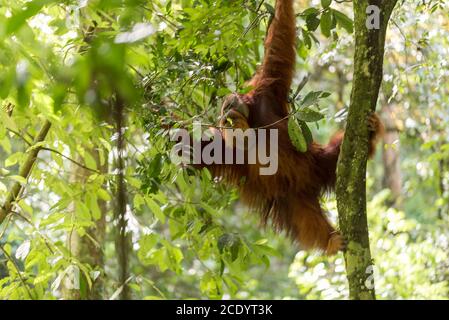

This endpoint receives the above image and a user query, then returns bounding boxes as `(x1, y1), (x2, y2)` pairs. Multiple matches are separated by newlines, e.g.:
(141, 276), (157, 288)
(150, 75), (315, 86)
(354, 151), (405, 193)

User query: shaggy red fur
(198, 0), (382, 255)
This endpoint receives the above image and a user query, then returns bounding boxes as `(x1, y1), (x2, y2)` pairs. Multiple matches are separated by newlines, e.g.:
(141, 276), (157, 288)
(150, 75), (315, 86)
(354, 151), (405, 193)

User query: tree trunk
(381, 104), (402, 207)
(62, 12), (109, 300)
(437, 157), (449, 219)
(64, 150), (108, 300)
(336, 0), (398, 300)
(113, 97), (131, 300)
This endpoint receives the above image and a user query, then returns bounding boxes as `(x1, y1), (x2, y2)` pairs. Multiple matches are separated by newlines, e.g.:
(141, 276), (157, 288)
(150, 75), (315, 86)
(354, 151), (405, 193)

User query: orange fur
(198, 0), (382, 254)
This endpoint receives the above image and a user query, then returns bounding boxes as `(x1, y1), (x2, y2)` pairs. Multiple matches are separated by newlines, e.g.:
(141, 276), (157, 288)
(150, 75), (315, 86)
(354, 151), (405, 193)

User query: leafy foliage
(0, 0), (448, 300)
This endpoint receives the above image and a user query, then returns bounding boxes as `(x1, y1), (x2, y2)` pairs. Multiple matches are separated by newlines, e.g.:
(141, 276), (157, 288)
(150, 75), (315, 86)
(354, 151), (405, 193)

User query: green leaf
(288, 117), (307, 152)
(214, 57), (231, 73)
(148, 154), (163, 177)
(145, 197), (165, 223)
(321, 0), (332, 8)
(75, 201), (91, 221)
(300, 91), (321, 108)
(1, 137), (13, 154)
(138, 234), (158, 261)
(86, 193), (101, 220)
(165, 0), (172, 12)
(4, 152), (23, 167)
(1, 110), (18, 132)
(296, 107), (325, 122)
(218, 233), (234, 253)
(17, 83), (31, 109)
(134, 194), (145, 210)
(217, 87), (232, 96)
(52, 83), (67, 113)
(39, 212), (65, 227)
(15, 240), (31, 261)
(8, 175), (27, 185)
(97, 188), (111, 201)
(83, 151), (97, 170)
(302, 28), (312, 49)
(6, 0), (54, 35)
(264, 3), (275, 15)
(301, 8), (319, 17)
(0, 181), (7, 193)
(18, 199), (33, 215)
(254, 243), (279, 257)
(0, 67), (15, 99)
(320, 9), (333, 38)
(306, 14), (320, 32)
(254, 239), (268, 245)
(299, 121), (314, 146)
(333, 9), (354, 33)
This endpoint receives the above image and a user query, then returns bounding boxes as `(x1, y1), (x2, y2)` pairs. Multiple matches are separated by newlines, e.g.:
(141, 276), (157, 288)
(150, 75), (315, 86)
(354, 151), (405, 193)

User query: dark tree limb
(113, 96), (131, 300)
(0, 120), (51, 225)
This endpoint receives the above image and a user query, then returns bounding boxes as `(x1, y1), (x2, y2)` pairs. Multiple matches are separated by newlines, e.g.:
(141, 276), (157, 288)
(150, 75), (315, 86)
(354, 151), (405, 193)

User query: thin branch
(0, 213), (13, 240)
(0, 120), (52, 225)
(291, 74), (310, 101)
(6, 128), (33, 146)
(12, 211), (55, 255)
(127, 64), (144, 79)
(0, 244), (34, 299)
(193, 109), (296, 130)
(40, 147), (101, 174)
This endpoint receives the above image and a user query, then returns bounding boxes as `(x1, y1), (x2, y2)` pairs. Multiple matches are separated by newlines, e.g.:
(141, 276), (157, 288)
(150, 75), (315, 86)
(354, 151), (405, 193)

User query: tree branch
(336, 0), (398, 300)
(0, 120), (51, 225)
(40, 147), (101, 174)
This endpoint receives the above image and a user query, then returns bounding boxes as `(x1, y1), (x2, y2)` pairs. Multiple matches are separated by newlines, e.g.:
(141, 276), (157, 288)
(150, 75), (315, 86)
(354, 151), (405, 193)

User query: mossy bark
(336, 0), (398, 300)
(64, 150), (108, 300)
